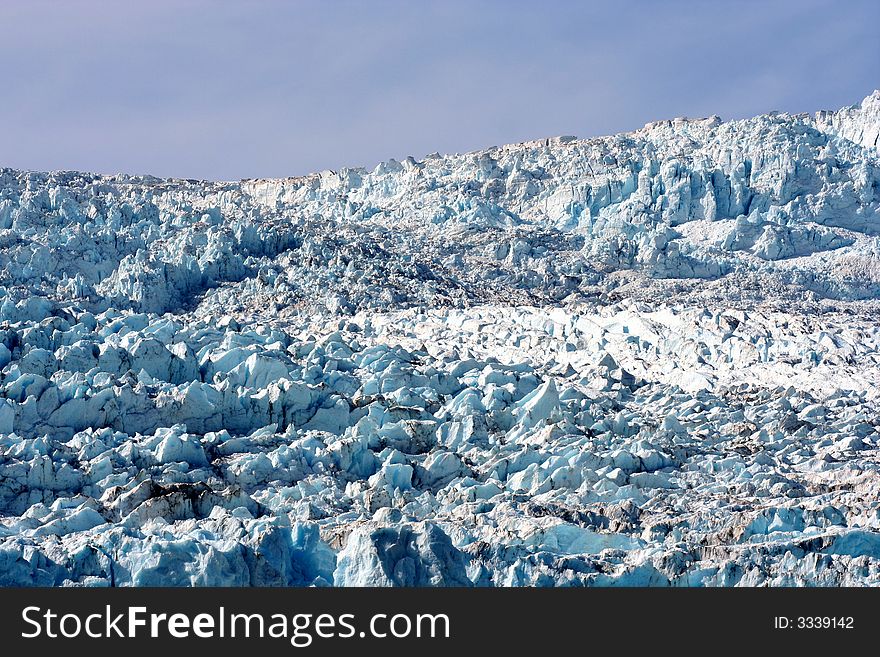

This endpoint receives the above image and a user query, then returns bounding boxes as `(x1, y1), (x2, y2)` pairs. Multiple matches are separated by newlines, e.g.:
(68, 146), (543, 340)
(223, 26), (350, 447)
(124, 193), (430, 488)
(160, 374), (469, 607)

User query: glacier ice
(1, 93), (880, 586)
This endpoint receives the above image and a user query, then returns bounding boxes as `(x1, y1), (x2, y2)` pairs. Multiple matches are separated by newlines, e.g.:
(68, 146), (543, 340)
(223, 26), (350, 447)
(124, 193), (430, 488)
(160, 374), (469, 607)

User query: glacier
(0, 92), (879, 586)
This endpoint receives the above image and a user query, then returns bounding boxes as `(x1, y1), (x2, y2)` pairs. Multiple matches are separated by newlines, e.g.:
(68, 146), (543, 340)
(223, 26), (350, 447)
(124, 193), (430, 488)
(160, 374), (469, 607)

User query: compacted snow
(1, 92), (879, 586)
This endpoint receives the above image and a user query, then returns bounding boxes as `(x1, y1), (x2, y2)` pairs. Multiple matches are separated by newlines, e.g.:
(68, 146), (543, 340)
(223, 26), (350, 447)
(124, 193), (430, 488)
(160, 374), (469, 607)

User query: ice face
(0, 93), (879, 586)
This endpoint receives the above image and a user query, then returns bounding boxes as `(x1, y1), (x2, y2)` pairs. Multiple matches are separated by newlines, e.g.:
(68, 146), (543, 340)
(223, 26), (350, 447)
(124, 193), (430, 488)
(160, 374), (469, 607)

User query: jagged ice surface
(1, 92), (880, 586)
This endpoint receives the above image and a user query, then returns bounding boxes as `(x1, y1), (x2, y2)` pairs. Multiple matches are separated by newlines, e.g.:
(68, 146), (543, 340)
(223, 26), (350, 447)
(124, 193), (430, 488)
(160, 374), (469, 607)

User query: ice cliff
(1, 92), (879, 586)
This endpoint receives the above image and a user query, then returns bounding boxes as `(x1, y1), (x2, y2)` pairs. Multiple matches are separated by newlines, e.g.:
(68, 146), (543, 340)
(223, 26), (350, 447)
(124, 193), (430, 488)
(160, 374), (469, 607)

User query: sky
(0, 0), (877, 181)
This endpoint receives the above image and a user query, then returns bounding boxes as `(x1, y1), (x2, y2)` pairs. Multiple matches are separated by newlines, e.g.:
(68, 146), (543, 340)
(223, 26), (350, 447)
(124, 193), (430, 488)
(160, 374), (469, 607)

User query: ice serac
(514, 378), (560, 429)
(1, 92), (880, 587)
(333, 522), (471, 587)
(812, 90), (880, 152)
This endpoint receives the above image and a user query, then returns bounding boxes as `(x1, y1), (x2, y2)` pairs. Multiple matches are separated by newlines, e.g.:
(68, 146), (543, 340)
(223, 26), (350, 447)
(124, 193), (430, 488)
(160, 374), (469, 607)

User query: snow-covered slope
(1, 93), (879, 586)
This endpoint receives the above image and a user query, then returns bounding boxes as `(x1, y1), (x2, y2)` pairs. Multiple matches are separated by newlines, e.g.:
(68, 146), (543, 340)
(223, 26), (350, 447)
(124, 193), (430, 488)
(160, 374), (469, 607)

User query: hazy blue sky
(1, 0), (877, 180)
